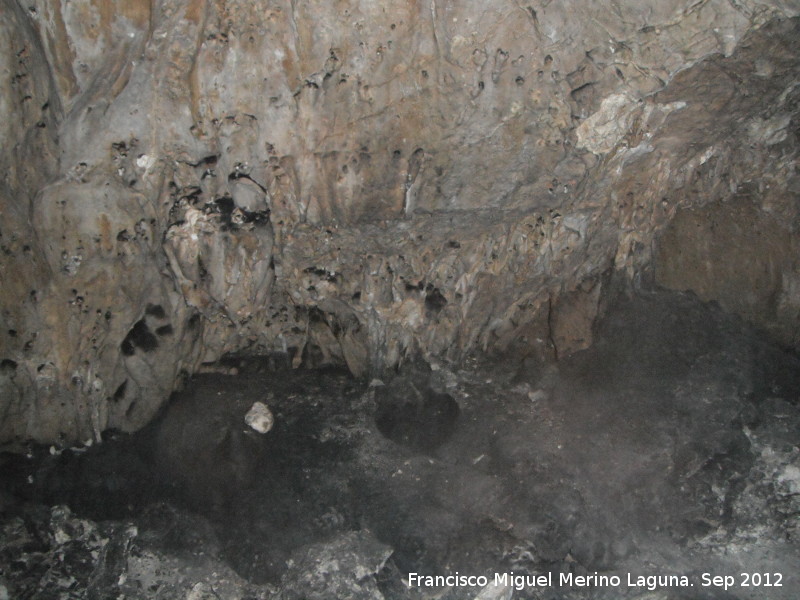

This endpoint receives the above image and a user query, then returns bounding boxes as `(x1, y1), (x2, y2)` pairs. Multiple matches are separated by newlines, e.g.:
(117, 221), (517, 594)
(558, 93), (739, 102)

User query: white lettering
(560, 572), (620, 587)
(628, 573), (690, 590)
(406, 573), (489, 588)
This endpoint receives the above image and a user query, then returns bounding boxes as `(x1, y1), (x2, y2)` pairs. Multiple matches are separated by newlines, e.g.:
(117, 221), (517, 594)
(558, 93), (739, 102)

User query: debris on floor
(1, 290), (798, 599)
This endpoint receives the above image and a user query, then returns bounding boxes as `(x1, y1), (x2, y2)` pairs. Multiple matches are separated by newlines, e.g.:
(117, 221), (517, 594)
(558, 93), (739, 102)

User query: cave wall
(655, 196), (800, 349)
(1, 0), (799, 445)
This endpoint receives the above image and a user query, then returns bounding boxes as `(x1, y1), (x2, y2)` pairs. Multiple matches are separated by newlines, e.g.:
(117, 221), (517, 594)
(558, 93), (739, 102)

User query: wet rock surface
(1, 289), (799, 599)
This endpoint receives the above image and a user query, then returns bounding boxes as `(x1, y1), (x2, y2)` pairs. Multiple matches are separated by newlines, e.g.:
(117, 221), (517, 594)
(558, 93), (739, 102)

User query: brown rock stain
(41, 0), (79, 100)
(98, 213), (113, 253)
(119, 0), (152, 29)
(82, 0), (152, 41)
(95, 0), (112, 38)
(183, 0), (205, 25)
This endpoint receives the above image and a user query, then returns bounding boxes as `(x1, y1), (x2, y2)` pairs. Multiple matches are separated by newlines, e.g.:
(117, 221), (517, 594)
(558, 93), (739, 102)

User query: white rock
(245, 402), (274, 434)
(575, 92), (638, 154)
(135, 154), (155, 169)
(778, 464), (800, 494)
(186, 582), (216, 600)
(748, 114), (791, 146)
(474, 581), (513, 600)
(528, 389), (548, 403)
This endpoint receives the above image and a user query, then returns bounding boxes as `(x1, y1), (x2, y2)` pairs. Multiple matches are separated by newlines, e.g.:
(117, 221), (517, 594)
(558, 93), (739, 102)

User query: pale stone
(474, 582), (513, 600)
(245, 402), (274, 434)
(576, 93), (641, 154)
(778, 464), (800, 495)
(748, 114), (792, 145)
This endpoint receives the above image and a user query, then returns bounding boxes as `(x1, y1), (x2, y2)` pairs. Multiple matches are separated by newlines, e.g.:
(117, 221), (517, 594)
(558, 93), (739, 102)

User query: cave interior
(1, 1), (800, 599)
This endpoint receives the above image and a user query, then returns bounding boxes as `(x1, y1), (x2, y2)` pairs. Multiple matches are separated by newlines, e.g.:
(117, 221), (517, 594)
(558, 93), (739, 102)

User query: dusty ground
(1, 288), (799, 600)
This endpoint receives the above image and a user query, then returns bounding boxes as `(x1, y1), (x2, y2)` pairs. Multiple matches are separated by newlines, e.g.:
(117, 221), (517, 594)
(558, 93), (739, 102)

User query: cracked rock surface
(1, 2), (800, 444)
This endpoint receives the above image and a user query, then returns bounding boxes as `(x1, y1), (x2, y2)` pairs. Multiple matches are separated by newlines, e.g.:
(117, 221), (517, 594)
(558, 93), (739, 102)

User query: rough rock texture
(1, 289), (799, 599)
(1, 0), (800, 444)
(655, 196), (800, 349)
(0, 503), (277, 599)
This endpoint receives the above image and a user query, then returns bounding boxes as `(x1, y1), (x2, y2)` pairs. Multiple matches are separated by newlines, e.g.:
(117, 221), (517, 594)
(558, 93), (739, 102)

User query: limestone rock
(655, 196), (800, 348)
(550, 277), (604, 358)
(474, 582), (513, 600)
(244, 401), (273, 434)
(279, 530), (392, 600)
(1, 1), (800, 444)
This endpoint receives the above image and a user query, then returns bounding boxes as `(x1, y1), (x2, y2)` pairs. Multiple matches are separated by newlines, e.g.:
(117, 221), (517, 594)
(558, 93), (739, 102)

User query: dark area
(1, 290), (799, 599)
(120, 319), (159, 355)
(374, 378), (460, 453)
(155, 324), (173, 336)
(213, 194), (235, 216)
(145, 303), (166, 319)
(112, 379), (127, 402)
(424, 284), (448, 315)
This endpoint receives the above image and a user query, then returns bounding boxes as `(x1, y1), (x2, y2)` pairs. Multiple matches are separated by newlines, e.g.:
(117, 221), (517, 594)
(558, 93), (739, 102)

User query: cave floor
(1, 289), (799, 600)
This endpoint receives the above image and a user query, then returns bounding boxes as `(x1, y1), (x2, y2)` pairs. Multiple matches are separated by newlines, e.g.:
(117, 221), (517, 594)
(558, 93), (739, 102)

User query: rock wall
(1, 0), (799, 445)
(655, 196), (800, 349)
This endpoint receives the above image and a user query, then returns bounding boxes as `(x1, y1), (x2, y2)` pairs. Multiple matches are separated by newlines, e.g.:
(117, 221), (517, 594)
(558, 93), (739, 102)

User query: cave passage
(1, 289), (799, 600)
(2, 2), (800, 598)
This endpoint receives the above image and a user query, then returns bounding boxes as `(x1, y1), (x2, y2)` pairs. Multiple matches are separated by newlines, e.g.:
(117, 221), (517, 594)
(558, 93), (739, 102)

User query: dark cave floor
(1, 288), (799, 600)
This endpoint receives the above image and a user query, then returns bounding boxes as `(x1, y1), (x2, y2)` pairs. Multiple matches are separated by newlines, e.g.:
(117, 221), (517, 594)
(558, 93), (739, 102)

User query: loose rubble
(1, 290), (798, 599)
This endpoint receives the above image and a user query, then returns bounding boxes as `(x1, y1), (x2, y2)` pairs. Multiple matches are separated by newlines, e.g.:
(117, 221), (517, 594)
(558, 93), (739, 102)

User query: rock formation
(1, 0), (799, 445)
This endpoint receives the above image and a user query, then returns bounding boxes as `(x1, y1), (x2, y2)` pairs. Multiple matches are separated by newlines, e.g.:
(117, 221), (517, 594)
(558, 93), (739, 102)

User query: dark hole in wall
(424, 284), (448, 315)
(187, 313), (202, 330)
(303, 266), (338, 282)
(121, 320), (159, 355)
(212, 196), (236, 228)
(120, 338), (135, 356)
(197, 257), (208, 281)
(191, 154), (218, 167)
(112, 379), (127, 401)
(328, 315), (343, 337)
(307, 306), (327, 324)
(145, 303), (166, 319)
(242, 208), (271, 226)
